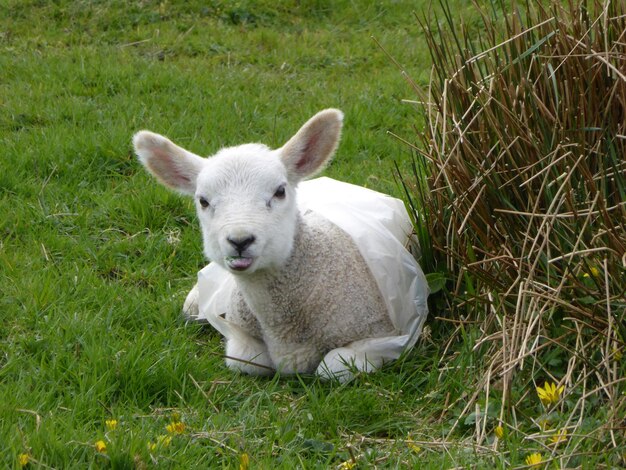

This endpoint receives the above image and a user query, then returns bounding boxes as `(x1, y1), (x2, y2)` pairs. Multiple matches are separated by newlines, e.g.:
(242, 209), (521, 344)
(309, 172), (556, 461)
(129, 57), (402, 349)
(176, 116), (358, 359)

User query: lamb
(133, 109), (420, 380)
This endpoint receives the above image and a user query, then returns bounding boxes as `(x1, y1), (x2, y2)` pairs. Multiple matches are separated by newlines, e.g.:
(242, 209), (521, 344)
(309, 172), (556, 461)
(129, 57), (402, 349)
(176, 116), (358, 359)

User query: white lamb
(133, 109), (424, 380)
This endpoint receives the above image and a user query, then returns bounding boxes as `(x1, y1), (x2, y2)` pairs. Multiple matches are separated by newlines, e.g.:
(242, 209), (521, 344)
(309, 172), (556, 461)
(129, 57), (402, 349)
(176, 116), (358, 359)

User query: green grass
(2, 1), (616, 468)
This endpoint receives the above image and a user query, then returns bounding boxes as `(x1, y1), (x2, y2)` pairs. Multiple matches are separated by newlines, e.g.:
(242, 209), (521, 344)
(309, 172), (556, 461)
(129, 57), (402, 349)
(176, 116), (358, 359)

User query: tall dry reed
(397, 0), (625, 462)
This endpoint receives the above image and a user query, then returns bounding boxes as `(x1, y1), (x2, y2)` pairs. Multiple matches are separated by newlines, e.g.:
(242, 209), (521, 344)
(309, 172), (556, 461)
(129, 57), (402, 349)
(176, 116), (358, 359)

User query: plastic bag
(196, 177), (429, 379)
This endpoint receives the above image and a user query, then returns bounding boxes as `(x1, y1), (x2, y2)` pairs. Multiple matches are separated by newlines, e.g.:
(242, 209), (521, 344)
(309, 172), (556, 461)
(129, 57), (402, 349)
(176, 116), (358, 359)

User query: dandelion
(525, 452), (543, 468)
(105, 419), (118, 431)
(18, 453), (30, 467)
(95, 440), (107, 453)
(165, 421), (185, 434)
(494, 425), (504, 439)
(536, 381), (564, 406)
(239, 453), (250, 470)
(549, 428), (568, 445)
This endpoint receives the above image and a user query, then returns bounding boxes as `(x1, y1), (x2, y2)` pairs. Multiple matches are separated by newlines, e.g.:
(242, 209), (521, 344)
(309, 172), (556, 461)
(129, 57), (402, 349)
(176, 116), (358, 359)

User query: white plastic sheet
(196, 177), (429, 379)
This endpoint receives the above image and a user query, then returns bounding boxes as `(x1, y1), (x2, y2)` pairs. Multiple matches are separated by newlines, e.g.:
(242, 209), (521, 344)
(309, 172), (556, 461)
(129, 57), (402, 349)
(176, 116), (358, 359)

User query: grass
(2, 0), (622, 468)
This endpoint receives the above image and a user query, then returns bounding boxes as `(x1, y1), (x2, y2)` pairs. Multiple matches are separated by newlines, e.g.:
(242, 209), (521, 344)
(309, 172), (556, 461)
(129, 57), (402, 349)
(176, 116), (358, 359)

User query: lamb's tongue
(230, 257), (253, 270)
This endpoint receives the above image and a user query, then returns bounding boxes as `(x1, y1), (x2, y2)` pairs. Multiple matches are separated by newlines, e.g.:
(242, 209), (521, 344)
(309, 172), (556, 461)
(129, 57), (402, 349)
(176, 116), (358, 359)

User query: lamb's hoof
(182, 284), (204, 322)
(316, 347), (382, 383)
(316, 360), (356, 383)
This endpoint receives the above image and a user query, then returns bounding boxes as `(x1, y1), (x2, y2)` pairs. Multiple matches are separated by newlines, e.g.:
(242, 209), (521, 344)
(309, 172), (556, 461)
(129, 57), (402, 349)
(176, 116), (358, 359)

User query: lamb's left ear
(280, 108), (343, 183)
(133, 131), (205, 195)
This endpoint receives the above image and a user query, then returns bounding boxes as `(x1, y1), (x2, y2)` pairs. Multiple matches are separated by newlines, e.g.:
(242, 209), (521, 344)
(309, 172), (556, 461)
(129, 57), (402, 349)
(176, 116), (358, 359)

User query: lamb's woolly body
(134, 109), (400, 379)
(227, 211), (395, 374)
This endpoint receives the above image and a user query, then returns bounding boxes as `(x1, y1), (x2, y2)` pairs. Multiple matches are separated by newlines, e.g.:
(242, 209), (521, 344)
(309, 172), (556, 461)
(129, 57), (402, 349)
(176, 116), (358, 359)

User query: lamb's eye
(198, 197), (210, 208)
(274, 185), (286, 200)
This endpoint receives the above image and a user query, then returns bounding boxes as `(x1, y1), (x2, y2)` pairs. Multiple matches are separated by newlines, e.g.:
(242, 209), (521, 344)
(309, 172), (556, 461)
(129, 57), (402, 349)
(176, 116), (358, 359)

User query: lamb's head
(133, 109), (343, 274)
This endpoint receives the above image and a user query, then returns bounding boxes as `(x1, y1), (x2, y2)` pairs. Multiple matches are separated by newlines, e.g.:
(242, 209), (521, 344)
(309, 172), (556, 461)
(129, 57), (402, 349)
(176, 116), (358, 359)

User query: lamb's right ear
(280, 109), (343, 183)
(133, 131), (205, 195)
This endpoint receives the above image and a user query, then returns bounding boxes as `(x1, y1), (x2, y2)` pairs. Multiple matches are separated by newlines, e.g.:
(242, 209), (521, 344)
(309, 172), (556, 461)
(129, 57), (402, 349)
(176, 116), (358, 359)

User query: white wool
(134, 109), (428, 381)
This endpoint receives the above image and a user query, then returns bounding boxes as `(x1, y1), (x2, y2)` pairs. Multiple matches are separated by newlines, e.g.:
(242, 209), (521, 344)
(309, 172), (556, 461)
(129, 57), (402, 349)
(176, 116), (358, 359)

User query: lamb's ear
(133, 131), (204, 195)
(280, 109), (343, 182)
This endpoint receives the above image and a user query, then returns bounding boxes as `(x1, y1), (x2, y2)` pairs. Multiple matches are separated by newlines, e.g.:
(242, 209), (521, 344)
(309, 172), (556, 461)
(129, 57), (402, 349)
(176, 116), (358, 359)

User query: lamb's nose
(227, 235), (256, 253)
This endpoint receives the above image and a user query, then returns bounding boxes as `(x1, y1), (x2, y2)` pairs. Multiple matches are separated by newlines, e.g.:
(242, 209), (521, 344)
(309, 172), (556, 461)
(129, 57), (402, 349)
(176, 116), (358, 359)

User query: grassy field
(1, 1), (619, 468)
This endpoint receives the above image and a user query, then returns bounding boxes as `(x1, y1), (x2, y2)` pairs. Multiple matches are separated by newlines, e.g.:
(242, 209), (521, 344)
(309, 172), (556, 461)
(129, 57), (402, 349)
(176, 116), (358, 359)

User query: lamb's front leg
(182, 283), (200, 321)
(225, 336), (275, 376)
(316, 339), (398, 382)
(267, 343), (323, 375)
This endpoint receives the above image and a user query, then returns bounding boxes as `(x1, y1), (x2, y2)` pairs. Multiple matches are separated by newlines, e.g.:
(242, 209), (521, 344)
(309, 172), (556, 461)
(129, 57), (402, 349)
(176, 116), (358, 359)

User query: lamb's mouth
(225, 256), (254, 272)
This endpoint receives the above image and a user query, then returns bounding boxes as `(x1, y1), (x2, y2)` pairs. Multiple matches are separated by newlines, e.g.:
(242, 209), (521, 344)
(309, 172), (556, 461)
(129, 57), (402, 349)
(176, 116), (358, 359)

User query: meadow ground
(1, 1), (621, 468)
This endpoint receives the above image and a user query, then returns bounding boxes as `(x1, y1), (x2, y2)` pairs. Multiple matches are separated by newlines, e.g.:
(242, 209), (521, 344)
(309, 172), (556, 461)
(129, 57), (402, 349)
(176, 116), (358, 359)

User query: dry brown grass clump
(397, 0), (625, 463)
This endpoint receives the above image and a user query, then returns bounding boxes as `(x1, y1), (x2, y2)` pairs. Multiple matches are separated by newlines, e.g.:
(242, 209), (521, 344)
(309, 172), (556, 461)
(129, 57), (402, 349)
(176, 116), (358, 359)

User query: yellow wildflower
(536, 381), (564, 406)
(166, 421), (185, 434)
(525, 452), (543, 468)
(549, 428), (568, 445)
(105, 419), (118, 431)
(338, 460), (356, 470)
(494, 425), (504, 439)
(407, 441), (421, 453)
(582, 267), (600, 278)
(239, 453), (250, 470)
(148, 435), (172, 451)
(95, 440), (107, 453)
(406, 433), (421, 452)
(537, 418), (550, 431)
(18, 453), (30, 467)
